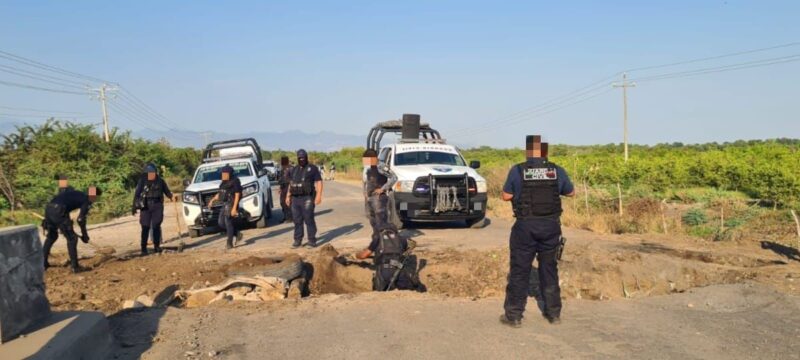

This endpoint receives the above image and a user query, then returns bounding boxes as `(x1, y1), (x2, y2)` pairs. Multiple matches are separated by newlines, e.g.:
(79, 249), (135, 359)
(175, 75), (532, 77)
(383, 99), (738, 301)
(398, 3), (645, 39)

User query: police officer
(499, 135), (575, 328)
(363, 149), (397, 244)
(329, 163), (336, 181)
(278, 156), (294, 223)
(207, 165), (243, 249)
(42, 186), (102, 273)
(356, 225), (417, 291)
(285, 149), (323, 248)
(132, 164), (176, 255)
(56, 174), (73, 194)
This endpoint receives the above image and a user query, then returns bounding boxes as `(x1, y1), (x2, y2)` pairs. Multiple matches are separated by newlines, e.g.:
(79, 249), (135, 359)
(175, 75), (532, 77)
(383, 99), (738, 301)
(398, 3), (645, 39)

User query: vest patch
(523, 167), (558, 181)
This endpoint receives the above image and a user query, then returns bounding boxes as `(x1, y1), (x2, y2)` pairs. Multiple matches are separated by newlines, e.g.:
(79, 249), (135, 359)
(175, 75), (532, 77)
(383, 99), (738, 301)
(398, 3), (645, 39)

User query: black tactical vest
(513, 161), (562, 218)
(290, 166), (315, 196)
(218, 178), (239, 205)
(376, 229), (404, 265)
(279, 166), (293, 187)
(143, 179), (164, 201)
(365, 167), (388, 195)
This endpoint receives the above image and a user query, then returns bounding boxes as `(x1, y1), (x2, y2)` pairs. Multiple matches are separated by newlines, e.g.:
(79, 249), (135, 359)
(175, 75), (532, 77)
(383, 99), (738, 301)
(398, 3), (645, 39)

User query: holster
(556, 236), (566, 261)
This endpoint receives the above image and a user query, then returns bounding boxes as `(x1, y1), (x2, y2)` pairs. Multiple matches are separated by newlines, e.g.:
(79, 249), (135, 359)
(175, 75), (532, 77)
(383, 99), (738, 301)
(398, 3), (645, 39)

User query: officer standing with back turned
(499, 135), (575, 328)
(132, 163), (176, 255)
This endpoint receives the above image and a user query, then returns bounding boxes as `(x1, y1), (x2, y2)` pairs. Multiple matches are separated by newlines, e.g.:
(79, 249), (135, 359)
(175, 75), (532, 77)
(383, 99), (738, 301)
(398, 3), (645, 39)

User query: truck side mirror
(470, 160), (481, 169)
(182, 179), (191, 187)
(258, 168), (267, 177)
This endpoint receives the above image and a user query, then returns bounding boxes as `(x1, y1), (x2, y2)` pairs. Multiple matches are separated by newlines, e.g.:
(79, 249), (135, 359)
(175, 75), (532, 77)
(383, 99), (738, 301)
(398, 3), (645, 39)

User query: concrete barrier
(0, 225), (51, 343)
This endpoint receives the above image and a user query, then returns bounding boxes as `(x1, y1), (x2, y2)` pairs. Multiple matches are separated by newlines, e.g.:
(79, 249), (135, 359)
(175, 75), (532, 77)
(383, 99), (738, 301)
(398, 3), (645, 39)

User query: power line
(630, 54), (800, 82)
(0, 64), (91, 87)
(0, 79), (89, 95)
(0, 66), (89, 90)
(0, 50), (112, 84)
(623, 41), (800, 73)
(0, 105), (85, 114)
(117, 87), (183, 130)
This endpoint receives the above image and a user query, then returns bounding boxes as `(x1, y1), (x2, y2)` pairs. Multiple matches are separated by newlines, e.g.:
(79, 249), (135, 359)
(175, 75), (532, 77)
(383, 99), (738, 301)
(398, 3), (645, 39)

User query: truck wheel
(466, 216), (486, 229)
(189, 229), (201, 238)
(265, 193), (273, 219)
(226, 254), (304, 281)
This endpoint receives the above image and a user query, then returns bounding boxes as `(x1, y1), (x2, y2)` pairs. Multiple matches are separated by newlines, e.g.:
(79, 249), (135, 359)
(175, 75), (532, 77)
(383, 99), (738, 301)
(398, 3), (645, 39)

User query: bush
(682, 209), (708, 226)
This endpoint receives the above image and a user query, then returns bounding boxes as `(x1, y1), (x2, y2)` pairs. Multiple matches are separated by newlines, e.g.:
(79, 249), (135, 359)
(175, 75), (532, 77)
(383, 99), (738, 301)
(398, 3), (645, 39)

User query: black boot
(499, 314), (522, 328)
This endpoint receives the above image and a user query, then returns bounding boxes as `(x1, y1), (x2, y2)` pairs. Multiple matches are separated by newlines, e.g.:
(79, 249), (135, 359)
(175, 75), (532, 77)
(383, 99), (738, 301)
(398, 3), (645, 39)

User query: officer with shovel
(42, 186), (102, 273)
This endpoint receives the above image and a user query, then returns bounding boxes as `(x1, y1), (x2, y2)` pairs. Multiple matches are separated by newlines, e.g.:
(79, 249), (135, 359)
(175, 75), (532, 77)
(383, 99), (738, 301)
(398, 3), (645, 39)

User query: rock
(184, 290), (218, 308)
(208, 350), (219, 357)
(135, 294), (154, 307)
(122, 300), (144, 309)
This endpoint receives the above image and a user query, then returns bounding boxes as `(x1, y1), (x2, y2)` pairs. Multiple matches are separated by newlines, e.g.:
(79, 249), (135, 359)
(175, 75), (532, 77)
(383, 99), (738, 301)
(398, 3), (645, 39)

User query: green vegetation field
(1, 121), (798, 246)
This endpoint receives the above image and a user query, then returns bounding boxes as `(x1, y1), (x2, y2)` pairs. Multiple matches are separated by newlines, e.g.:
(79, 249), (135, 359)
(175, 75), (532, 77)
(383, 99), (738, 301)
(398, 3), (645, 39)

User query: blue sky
(0, 1), (798, 147)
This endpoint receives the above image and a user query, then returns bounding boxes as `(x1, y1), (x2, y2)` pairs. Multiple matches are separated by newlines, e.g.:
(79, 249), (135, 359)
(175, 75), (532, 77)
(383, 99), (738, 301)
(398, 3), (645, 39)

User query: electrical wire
(0, 79), (89, 95)
(0, 50), (112, 84)
(630, 54), (800, 82)
(0, 105), (85, 114)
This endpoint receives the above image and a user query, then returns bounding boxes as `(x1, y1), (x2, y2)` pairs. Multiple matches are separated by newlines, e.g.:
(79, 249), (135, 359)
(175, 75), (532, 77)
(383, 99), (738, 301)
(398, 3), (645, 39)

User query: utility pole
(91, 83), (117, 142)
(612, 73), (636, 162)
(200, 132), (212, 147)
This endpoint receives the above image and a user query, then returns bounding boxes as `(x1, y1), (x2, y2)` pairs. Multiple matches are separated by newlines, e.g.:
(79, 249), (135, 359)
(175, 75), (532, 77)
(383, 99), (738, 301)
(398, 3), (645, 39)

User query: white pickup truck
(181, 138), (274, 237)
(366, 115), (487, 229)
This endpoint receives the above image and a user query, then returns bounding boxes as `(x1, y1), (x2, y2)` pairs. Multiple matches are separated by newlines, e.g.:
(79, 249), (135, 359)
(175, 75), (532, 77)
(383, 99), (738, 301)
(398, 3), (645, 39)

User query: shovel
(31, 211), (117, 256)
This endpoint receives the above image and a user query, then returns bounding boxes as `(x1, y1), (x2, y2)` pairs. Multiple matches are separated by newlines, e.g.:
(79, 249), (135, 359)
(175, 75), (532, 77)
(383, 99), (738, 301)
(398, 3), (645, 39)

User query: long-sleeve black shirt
(50, 188), (92, 220)
(133, 176), (173, 208)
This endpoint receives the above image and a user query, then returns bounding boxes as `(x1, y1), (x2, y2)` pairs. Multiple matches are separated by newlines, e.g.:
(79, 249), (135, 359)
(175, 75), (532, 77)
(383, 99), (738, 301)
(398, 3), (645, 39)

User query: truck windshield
(194, 162), (252, 183)
(394, 151), (466, 166)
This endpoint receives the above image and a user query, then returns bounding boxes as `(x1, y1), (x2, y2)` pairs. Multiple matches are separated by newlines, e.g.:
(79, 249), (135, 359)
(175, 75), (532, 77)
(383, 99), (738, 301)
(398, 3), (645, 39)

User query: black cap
(55, 174), (68, 181)
(296, 149), (308, 158)
(220, 165), (234, 174)
(363, 149), (378, 158)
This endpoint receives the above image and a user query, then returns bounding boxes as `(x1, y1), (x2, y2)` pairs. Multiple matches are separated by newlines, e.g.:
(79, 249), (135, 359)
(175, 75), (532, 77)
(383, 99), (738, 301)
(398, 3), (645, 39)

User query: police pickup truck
(366, 114), (487, 229)
(181, 138), (274, 237)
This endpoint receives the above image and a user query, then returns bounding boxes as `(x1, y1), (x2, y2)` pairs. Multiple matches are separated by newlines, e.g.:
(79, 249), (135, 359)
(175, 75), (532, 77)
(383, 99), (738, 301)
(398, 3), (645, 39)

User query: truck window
(394, 151), (466, 166)
(194, 162), (253, 183)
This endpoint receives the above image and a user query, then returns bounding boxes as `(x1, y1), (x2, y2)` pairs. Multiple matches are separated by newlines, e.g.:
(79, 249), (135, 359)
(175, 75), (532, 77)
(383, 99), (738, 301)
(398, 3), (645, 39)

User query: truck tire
(227, 254), (304, 281)
(466, 216), (486, 229)
(189, 229), (201, 238)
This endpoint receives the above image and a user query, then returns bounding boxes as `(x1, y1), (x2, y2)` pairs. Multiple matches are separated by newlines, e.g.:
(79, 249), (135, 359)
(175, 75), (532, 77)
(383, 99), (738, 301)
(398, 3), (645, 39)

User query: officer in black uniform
(278, 156), (294, 223)
(286, 149), (323, 248)
(132, 164), (175, 255)
(500, 135), (575, 328)
(362, 149), (397, 244)
(356, 225), (417, 291)
(42, 186), (102, 273)
(207, 165), (243, 249)
(56, 174), (73, 194)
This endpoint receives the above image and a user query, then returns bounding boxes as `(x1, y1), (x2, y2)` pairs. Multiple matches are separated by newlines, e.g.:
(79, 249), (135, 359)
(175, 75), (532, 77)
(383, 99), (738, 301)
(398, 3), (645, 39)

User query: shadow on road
(316, 223), (364, 246)
(761, 241), (800, 261)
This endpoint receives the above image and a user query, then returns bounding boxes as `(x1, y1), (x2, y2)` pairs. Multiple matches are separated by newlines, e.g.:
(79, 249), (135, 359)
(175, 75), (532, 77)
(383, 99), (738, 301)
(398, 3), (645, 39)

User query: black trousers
(291, 195), (317, 244)
(217, 204), (238, 247)
(139, 201), (164, 252)
(279, 185), (292, 222)
(504, 218), (562, 321)
(42, 203), (80, 270)
(368, 193), (389, 242)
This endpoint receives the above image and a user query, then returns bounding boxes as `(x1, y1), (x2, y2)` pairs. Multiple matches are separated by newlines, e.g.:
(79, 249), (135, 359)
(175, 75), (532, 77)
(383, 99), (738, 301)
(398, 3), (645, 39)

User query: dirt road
(40, 181), (800, 359)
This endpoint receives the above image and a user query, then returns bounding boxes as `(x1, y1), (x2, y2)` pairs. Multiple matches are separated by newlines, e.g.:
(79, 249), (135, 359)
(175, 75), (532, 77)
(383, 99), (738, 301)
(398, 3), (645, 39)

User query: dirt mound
(307, 244), (372, 294)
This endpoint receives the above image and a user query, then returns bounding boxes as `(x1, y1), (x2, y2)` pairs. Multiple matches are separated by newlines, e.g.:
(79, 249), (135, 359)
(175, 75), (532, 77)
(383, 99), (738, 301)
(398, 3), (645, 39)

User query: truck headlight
(242, 182), (259, 197)
(394, 180), (415, 193)
(475, 180), (487, 193)
(183, 192), (199, 204)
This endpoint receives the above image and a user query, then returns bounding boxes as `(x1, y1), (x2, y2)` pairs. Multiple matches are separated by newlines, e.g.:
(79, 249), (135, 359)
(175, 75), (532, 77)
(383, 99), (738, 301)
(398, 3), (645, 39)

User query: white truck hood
(185, 175), (259, 193)
(391, 165), (485, 182)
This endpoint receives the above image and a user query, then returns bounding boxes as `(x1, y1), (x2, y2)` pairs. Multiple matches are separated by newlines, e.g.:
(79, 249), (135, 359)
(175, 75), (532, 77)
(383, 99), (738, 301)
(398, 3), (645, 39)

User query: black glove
(81, 234), (90, 243)
(77, 217), (86, 227)
(132, 206), (138, 216)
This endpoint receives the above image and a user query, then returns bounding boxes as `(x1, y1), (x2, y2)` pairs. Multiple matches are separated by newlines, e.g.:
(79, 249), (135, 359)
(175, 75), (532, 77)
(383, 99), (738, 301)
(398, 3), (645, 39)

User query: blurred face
(221, 172), (231, 181)
(88, 186), (99, 202)
(147, 172), (157, 181)
(298, 156), (308, 166)
(281, 158), (289, 166)
(58, 179), (68, 188)
(363, 156), (378, 167)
